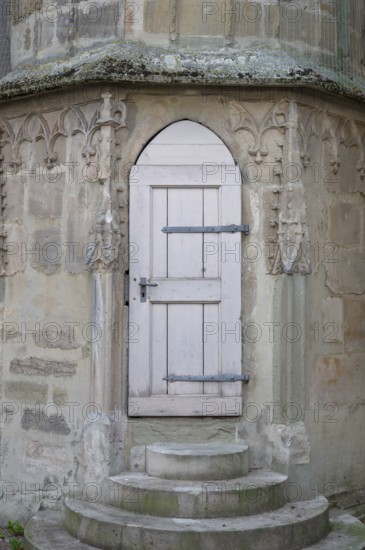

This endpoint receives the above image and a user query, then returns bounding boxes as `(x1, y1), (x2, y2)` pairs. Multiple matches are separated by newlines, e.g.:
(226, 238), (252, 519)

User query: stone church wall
(5, 1), (365, 79)
(0, 83), (364, 519)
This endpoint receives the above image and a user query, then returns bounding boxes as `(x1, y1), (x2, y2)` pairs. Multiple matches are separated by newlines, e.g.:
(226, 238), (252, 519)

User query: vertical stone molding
(169, 0), (180, 42)
(0, 123), (8, 275)
(270, 102), (312, 275)
(87, 93), (127, 273)
(86, 94), (127, 470)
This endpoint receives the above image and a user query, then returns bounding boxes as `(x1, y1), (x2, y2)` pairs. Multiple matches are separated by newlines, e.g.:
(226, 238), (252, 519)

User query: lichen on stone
(0, 42), (364, 102)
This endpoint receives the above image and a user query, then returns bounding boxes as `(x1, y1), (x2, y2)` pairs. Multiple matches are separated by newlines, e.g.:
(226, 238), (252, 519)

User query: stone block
(4, 223), (27, 275)
(52, 387), (68, 406)
(31, 227), (61, 275)
(338, 144), (365, 194)
(344, 299), (365, 352)
(322, 297), (343, 343)
(74, 5), (118, 39)
(35, 15), (54, 51)
(82, 419), (111, 486)
(21, 408), (71, 435)
(65, 197), (93, 274)
(234, 3), (262, 39)
(4, 381), (48, 403)
(264, 3), (280, 39)
(130, 445), (146, 472)
(130, 417), (236, 447)
(28, 172), (65, 218)
(4, 174), (25, 220)
(325, 250), (365, 295)
(329, 202), (360, 245)
(25, 440), (69, 473)
(311, 354), (365, 405)
(13, 0), (44, 23)
(319, 6), (337, 55)
(144, 0), (170, 34)
(10, 357), (77, 377)
(276, 424), (310, 465)
(55, 11), (74, 46)
(179, 0), (225, 37)
(33, 324), (81, 350)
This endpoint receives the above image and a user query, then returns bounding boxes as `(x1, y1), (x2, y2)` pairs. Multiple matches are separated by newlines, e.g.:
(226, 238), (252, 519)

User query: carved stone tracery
(231, 100), (313, 275)
(231, 99), (365, 275)
(297, 109), (342, 176)
(86, 93), (128, 273)
(230, 100), (288, 168)
(0, 93), (128, 275)
(0, 96), (364, 277)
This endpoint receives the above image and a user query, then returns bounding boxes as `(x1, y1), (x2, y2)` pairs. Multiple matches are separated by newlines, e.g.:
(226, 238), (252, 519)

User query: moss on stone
(331, 520), (365, 540)
(0, 42), (364, 103)
(139, 492), (180, 517)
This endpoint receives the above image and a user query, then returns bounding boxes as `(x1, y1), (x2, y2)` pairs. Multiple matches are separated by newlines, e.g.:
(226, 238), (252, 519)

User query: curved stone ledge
(0, 42), (364, 102)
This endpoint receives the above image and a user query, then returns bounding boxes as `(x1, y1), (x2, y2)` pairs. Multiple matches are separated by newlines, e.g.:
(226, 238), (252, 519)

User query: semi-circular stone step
(146, 443), (249, 480)
(64, 496), (329, 550)
(24, 510), (96, 550)
(24, 507), (365, 550)
(106, 470), (288, 518)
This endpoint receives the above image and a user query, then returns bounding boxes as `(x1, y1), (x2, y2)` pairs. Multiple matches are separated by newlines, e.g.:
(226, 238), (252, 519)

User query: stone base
(24, 508), (365, 550)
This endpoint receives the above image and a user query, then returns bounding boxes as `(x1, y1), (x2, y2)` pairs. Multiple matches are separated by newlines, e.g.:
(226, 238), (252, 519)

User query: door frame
(128, 122), (244, 417)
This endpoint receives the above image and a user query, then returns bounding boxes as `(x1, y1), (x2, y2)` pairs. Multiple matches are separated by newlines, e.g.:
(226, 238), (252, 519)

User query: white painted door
(129, 121), (243, 416)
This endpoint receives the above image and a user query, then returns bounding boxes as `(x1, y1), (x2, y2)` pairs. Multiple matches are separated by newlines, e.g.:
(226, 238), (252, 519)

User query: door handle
(139, 277), (158, 302)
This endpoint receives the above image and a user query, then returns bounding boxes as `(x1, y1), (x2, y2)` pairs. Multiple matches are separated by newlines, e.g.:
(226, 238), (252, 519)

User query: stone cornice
(0, 43), (364, 103)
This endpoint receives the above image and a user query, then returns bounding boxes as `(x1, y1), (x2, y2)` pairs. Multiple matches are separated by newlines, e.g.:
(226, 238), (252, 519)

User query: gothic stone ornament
(87, 93), (127, 273)
(299, 109), (341, 175)
(339, 119), (365, 181)
(0, 96), (127, 273)
(230, 100), (312, 275)
(34, 113), (66, 169)
(0, 118), (27, 173)
(230, 100), (289, 167)
(270, 208), (312, 275)
(269, 102), (312, 275)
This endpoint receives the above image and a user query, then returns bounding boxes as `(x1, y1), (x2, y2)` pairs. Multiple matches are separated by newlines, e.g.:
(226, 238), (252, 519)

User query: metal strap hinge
(161, 224), (250, 234)
(163, 374), (250, 383)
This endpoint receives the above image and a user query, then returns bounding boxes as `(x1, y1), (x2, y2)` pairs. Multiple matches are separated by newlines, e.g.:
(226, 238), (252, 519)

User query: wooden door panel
(203, 303), (220, 395)
(203, 187), (220, 279)
(150, 302), (221, 398)
(152, 188), (168, 278)
(150, 279), (220, 302)
(167, 188), (203, 278)
(129, 123), (242, 416)
(151, 303), (168, 395)
(167, 304), (204, 395)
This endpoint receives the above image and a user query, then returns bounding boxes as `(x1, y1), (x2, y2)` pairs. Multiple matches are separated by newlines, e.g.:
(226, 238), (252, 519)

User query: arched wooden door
(128, 121), (244, 416)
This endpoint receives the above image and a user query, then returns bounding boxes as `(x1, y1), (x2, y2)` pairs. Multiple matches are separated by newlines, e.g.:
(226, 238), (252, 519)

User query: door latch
(139, 277), (158, 302)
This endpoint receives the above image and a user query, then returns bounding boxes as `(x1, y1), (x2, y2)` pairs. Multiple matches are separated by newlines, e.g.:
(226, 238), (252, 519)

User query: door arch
(136, 119), (236, 165)
(129, 121), (243, 416)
